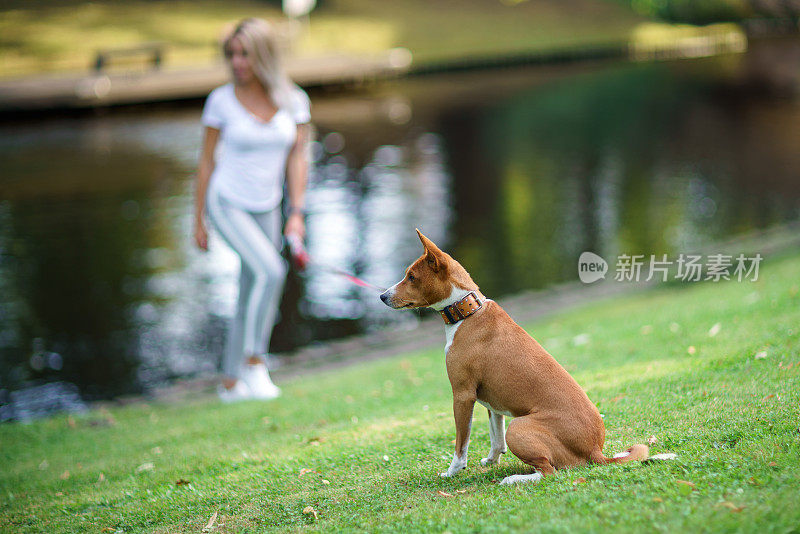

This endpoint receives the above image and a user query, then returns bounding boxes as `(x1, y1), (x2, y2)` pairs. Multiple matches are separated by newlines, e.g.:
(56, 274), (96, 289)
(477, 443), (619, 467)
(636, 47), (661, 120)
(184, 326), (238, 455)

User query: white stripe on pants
(206, 186), (288, 378)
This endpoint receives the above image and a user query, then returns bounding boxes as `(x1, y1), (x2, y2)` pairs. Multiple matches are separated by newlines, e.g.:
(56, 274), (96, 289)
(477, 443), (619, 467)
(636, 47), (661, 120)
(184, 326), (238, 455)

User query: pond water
(2, 39), (799, 399)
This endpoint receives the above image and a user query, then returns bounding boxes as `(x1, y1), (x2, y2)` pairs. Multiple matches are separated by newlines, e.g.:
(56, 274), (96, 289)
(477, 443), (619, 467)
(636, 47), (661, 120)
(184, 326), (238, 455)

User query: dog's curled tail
(593, 443), (650, 465)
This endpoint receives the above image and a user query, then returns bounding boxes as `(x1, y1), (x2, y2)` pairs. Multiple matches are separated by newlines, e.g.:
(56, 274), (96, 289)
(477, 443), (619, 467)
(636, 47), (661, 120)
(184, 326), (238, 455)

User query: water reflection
(440, 58), (800, 294)
(301, 133), (451, 325)
(1, 46), (799, 401)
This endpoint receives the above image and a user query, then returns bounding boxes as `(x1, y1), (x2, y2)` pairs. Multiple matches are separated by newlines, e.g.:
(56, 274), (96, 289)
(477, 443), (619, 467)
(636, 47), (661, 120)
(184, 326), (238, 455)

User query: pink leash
(287, 235), (386, 292)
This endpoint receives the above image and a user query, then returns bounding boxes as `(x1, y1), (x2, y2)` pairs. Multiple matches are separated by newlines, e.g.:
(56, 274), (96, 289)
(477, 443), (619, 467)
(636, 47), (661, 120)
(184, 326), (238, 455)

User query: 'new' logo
(578, 252), (608, 284)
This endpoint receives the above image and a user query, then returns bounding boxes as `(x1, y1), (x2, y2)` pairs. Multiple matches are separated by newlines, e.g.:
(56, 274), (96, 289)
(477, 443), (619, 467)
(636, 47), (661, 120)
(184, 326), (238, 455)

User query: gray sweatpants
(206, 186), (288, 378)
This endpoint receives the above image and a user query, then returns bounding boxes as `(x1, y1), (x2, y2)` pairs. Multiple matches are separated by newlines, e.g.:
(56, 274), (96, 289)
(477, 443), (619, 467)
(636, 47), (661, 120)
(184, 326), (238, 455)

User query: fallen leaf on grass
(653, 497), (663, 503)
(175, 479), (190, 486)
(303, 506), (318, 520)
(754, 351), (768, 360)
(456, 489), (467, 494)
(437, 491), (454, 497)
(201, 511), (218, 532)
(96, 473), (106, 484)
(299, 468), (319, 477)
(762, 394), (775, 402)
(611, 395), (625, 403)
(687, 346), (697, 355)
(101, 528), (116, 532)
(60, 470), (70, 480)
(716, 501), (745, 512)
(135, 463), (154, 474)
(708, 323), (721, 337)
(573, 477), (586, 485)
(55, 491), (63, 496)
(768, 461), (778, 467)
(87, 411), (117, 428)
(647, 435), (658, 445)
(67, 416), (76, 428)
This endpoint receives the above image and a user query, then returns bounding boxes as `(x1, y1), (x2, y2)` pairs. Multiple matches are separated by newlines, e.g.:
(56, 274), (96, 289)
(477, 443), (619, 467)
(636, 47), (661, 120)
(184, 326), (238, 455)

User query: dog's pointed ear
(416, 228), (444, 272)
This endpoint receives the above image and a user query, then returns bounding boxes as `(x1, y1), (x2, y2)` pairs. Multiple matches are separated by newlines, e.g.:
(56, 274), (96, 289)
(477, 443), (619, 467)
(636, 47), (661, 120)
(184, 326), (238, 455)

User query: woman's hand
(194, 219), (209, 251)
(284, 211), (306, 240)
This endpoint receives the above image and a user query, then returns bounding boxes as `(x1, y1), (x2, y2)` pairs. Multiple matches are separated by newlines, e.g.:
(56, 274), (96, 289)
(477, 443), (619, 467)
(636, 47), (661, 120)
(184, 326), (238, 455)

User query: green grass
(0, 0), (646, 77)
(2, 250), (799, 533)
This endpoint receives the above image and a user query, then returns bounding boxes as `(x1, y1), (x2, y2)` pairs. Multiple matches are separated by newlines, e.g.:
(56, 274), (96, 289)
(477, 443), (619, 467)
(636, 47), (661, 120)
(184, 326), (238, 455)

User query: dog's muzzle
(379, 291), (390, 305)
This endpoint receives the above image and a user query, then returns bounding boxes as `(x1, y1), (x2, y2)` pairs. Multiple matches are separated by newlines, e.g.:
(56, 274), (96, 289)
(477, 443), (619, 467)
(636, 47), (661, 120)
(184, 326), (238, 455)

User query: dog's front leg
(440, 394), (475, 477)
(480, 410), (507, 466)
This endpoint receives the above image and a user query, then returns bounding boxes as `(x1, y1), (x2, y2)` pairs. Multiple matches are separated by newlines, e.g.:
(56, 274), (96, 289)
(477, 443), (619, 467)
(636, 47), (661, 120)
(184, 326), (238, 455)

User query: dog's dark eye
(408, 273), (415, 282)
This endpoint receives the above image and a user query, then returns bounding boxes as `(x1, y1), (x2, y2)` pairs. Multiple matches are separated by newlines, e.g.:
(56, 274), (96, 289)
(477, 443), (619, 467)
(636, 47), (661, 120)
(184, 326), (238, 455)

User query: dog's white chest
(444, 322), (460, 354)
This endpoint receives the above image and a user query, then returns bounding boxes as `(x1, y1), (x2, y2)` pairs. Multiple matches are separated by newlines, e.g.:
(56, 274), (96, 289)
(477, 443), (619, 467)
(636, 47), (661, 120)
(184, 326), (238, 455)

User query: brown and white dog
(380, 230), (665, 485)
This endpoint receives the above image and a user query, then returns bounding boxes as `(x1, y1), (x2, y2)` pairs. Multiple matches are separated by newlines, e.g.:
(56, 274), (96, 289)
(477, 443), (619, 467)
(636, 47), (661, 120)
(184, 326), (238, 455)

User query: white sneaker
(240, 362), (281, 400)
(217, 379), (253, 403)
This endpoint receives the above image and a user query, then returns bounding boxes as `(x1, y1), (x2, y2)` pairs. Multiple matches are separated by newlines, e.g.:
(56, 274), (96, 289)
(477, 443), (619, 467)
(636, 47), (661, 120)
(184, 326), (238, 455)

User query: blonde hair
(223, 18), (295, 111)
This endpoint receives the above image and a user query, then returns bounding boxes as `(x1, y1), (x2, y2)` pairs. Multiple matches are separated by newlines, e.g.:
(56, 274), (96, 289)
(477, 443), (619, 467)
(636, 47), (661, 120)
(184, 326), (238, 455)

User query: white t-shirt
(201, 83), (311, 211)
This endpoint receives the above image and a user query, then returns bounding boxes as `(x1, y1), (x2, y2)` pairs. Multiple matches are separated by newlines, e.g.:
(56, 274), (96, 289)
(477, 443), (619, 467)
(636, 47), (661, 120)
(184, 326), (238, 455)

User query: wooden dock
(0, 49), (413, 114)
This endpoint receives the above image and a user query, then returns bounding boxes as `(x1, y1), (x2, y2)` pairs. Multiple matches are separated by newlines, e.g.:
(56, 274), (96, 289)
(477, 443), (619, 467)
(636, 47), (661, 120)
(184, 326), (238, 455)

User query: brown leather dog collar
(440, 291), (486, 325)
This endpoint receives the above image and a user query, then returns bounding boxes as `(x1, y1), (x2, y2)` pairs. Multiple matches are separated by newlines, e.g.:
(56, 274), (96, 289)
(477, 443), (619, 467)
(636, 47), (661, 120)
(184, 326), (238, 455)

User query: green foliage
(628, 0), (768, 23)
(0, 0), (647, 77)
(1, 251), (799, 532)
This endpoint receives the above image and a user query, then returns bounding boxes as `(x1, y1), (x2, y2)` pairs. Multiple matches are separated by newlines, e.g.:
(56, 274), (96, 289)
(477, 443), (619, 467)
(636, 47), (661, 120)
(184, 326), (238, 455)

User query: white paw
(480, 449), (505, 466)
(647, 453), (678, 461)
(439, 464), (466, 478)
(499, 472), (543, 485)
(440, 453), (467, 477)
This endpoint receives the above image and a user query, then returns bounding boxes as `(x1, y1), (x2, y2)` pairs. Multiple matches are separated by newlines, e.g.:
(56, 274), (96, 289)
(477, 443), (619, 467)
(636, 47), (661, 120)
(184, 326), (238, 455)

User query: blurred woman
(194, 18), (310, 401)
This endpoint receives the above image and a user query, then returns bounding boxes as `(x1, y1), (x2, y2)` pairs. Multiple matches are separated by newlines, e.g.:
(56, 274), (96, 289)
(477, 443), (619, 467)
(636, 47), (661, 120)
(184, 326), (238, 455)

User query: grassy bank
(1, 250), (799, 532)
(0, 0), (646, 78)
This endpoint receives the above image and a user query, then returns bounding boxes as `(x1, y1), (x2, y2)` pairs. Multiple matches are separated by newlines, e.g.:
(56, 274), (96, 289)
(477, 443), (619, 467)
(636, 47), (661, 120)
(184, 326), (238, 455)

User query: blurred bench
(93, 43), (164, 72)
